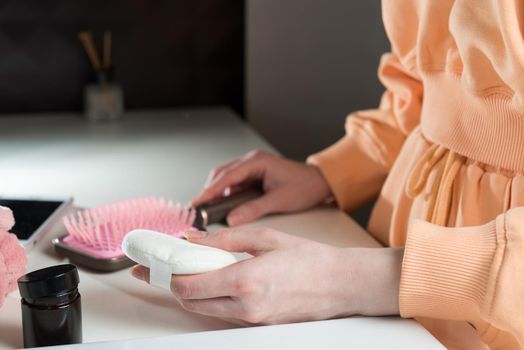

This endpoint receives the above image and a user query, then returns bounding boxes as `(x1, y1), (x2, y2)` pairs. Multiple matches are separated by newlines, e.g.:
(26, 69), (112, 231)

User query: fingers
(226, 191), (283, 226)
(131, 264), (263, 323)
(131, 265), (150, 282)
(193, 162), (262, 206)
(130, 265), (247, 320)
(186, 227), (296, 255)
(192, 159), (240, 207)
(170, 268), (240, 299)
(186, 228), (274, 254)
(131, 263), (241, 299)
(203, 159), (240, 189)
(192, 150), (270, 207)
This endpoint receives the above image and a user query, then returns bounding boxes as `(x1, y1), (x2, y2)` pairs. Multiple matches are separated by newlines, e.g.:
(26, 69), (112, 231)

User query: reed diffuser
(79, 31), (124, 121)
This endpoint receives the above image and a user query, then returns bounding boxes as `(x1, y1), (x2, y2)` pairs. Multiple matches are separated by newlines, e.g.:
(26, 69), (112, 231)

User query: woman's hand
(131, 228), (403, 325)
(192, 150), (333, 226)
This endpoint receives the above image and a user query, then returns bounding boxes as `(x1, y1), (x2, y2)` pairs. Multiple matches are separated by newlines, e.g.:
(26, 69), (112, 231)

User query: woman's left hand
(131, 228), (403, 325)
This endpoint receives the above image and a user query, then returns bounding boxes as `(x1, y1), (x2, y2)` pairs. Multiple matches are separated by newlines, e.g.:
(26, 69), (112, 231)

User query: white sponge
(122, 229), (237, 291)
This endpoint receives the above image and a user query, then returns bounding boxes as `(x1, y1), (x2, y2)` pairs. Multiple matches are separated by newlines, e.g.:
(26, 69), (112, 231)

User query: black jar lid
(18, 264), (80, 300)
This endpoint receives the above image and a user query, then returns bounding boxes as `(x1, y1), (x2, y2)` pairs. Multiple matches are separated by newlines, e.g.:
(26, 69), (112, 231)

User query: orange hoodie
(308, 1), (524, 349)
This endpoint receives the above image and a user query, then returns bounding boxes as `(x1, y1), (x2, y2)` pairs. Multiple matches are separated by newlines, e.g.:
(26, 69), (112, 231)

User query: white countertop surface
(0, 108), (443, 349)
(41, 318), (445, 350)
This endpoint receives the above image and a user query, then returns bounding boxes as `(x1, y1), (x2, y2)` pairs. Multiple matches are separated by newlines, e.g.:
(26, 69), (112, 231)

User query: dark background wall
(247, 0), (388, 161)
(0, 0), (245, 114)
(247, 0), (389, 225)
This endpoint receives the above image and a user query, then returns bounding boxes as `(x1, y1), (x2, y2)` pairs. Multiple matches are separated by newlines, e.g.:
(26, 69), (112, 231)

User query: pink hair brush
(53, 190), (261, 272)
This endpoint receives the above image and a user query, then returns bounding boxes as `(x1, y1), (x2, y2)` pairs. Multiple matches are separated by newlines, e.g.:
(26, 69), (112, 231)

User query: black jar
(17, 264), (82, 348)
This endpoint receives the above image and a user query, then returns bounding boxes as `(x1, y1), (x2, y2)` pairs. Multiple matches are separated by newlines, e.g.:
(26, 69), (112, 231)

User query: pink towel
(0, 206), (27, 307)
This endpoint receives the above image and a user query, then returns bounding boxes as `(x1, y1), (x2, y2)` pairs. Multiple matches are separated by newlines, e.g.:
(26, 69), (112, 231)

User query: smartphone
(0, 196), (74, 251)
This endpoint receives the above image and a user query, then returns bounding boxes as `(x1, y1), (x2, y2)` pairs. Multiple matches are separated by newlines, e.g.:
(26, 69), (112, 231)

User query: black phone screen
(0, 199), (64, 240)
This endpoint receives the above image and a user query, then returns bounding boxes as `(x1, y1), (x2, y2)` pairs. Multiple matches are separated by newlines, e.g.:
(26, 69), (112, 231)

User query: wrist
(334, 247), (403, 317)
(306, 164), (334, 203)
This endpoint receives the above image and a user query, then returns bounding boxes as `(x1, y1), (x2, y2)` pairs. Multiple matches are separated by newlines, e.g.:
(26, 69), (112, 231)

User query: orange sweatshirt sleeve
(401, 207), (524, 348)
(307, 52), (423, 212)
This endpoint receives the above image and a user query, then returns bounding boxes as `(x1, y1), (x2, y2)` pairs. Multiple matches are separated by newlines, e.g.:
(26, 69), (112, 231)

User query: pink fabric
(0, 206), (27, 307)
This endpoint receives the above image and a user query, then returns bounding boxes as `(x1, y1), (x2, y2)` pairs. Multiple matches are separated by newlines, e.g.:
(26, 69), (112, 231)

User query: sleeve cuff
(399, 217), (500, 321)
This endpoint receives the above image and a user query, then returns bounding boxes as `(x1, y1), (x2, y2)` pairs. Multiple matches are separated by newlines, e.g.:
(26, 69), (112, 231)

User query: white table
(0, 108), (443, 349)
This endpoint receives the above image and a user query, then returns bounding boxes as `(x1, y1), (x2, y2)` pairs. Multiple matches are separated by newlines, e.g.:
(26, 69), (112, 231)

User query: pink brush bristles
(62, 197), (196, 259)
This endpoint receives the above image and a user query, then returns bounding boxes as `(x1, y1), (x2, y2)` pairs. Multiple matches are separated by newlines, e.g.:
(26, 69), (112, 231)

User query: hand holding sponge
(122, 229), (237, 291)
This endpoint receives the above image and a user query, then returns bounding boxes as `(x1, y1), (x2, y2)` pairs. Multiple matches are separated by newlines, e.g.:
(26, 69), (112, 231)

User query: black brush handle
(193, 188), (264, 230)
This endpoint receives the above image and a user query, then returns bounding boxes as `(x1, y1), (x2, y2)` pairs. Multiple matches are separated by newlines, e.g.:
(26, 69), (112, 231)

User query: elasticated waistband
(421, 73), (524, 172)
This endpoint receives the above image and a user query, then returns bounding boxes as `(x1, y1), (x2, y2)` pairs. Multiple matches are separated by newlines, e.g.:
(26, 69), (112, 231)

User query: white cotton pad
(122, 229), (237, 291)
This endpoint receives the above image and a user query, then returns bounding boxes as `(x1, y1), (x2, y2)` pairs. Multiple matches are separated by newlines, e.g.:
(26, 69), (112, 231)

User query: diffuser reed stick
(78, 31), (102, 71)
(80, 29), (123, 121)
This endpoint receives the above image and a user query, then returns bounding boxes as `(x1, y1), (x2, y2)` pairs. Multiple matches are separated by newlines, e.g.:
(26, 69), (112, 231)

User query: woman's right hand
(192, 150), (333, 226)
